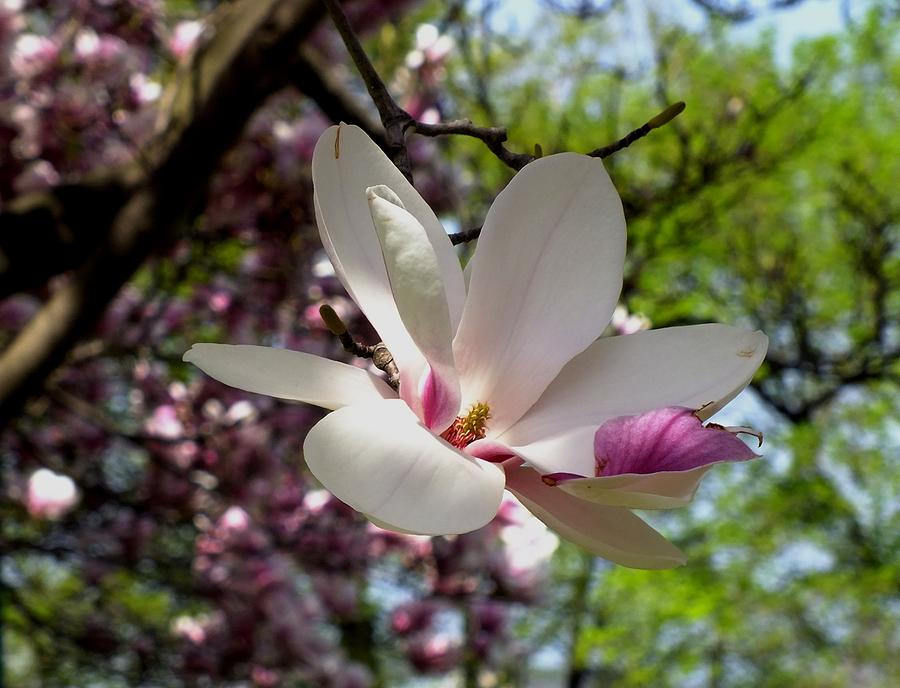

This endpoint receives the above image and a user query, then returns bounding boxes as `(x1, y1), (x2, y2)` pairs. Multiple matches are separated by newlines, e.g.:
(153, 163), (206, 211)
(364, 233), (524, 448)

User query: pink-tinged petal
(312, 125), (466, 379)
(464, 438), (520, 463)
(417, 367), (460, 432)
(512, 409), (758, 509)
(303, 400), (505, 535)
(183, 344), (395, 409)
(368, 186), (460, 431)
(501, 325), (768, 446)
(504, 464), (686, 569)
(453, 153), (626, 435)
(554, 465), (715, 510)
(594, 406), (758, 476)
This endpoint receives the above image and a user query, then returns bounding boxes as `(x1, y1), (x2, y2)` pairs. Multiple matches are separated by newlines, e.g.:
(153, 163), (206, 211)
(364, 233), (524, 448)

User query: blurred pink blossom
(406, 633), (461, 673)
(25, 468), (78, 520)
(611, 304), (651, 335)
(144, 404), (184, 439)
(10, 33), (58, 79)
(220, 505), (251, 532)
(169, 20), (203, 61)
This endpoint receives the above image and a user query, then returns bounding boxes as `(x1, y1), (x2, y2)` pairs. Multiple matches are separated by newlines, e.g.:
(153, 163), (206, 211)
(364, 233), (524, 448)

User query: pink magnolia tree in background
(1, 1), (560, 686)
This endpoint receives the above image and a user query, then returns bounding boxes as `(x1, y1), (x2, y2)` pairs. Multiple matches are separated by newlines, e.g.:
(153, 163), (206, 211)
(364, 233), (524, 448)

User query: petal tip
(182, 343), (203, 364)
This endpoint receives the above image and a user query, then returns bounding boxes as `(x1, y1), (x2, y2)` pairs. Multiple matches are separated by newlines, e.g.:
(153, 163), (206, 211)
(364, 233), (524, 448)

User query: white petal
(303, 399), (505, 535)
(502, 325), (768, 446)
(556, 465), (715, 509)
(463, 249), (475, 290)
(314, 190), (357, 304)
(312, 126), (465, 362)
(512, 425), (596, 476)
(366, 513), (427, 535)
(453, 153), (626, 435)
(183, 344), (395, 409)
(505, 464), (686, 569)
(368, 186), (460, 430)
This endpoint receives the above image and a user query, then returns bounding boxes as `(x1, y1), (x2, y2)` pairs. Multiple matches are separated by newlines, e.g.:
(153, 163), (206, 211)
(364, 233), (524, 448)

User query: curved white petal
(366, 513), (429, 536)
(314, 190), (357, 304)
(512, 425), (596, 476)
(368, 186), (460, 430)
(505, 464), (686, 569)
(312, 127), (465, 372)
(555, 465), (715, 509)
(183, 344), (395, 409)
(453, 153), (626, 435)
(502, 325), (768, 446)
(303, 399), (505, 535)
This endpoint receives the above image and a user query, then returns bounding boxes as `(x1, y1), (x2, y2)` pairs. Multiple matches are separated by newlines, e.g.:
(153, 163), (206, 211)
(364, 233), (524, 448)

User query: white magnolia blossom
(185, 124), (767, 569)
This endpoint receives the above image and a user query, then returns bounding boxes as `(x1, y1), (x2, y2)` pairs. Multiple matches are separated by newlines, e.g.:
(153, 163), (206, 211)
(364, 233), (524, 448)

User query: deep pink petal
(419, 365), (460, 432)
(464, 438), (519, 463)
(594, 406), (758, 477)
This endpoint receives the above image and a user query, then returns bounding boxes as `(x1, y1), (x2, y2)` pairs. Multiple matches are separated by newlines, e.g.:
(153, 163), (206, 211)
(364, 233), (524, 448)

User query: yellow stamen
(440, 402), (491, 449)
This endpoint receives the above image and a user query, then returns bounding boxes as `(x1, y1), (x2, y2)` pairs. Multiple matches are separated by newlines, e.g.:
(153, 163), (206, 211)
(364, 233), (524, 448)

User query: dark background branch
(0, 0), (328, 423)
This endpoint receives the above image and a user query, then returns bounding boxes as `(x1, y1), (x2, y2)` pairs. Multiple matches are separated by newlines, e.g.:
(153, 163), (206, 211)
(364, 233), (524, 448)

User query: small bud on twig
(318, 304), (400, 390)
(319, 304), (347, 336)
(647, 101), (686, 130)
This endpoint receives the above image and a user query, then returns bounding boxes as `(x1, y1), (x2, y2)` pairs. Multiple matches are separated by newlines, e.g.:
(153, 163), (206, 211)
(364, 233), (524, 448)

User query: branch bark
(323, 0), (413, 179)
(0, 0), (326, 423)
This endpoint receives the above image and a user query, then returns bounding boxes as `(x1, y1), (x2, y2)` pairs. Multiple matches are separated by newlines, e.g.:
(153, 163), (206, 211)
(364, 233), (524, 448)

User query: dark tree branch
(414, 101), (686, 175)
(440, 102), (686, 244)
(449, 226), (483, 246)
(690, 0), (808, 22)
(0, 0), (327, 424)
(0, 43), (385, 299)
(411, 119), (533, 170)
(0, 177), (133, 298)
(322, 0), (413, 180)
(324, 0), (685, 199)
(542, 0), (622, 20)
(294, 46), (385, 145)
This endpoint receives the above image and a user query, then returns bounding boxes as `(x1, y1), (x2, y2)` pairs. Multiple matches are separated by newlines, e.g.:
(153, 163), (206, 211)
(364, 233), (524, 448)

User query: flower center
(439, 402), (491, 449)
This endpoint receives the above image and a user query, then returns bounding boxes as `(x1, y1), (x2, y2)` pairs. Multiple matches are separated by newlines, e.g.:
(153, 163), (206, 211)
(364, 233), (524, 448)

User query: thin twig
(449, 226), (482, 246)
(443, 103), (687, 244)
(415, 102), (686, 176)
(323, 0), (685, 245)
(587, 101), (686, 157)
(322, 0), (413, 181)
(411, 119), (533, 170)
(319, 305), (400, 389)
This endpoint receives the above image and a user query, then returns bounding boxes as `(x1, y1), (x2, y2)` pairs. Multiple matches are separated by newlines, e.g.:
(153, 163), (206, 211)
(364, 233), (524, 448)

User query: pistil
(440, 402), (491, 449)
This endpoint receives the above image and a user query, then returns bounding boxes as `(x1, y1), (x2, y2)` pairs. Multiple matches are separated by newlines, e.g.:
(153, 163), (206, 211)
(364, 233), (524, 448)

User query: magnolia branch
(323, 0), (685, 245)
(414, 100), (686, 171)
(322, 0), (412, 180)
(319, 305), (400, 389)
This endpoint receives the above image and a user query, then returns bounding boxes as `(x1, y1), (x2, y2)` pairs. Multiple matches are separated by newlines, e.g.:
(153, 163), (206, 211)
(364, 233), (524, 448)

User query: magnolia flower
(185, 124), (767, 569)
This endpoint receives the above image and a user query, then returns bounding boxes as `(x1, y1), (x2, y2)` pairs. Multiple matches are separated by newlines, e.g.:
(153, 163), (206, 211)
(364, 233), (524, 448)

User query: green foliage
(428, 2), (900, 685)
